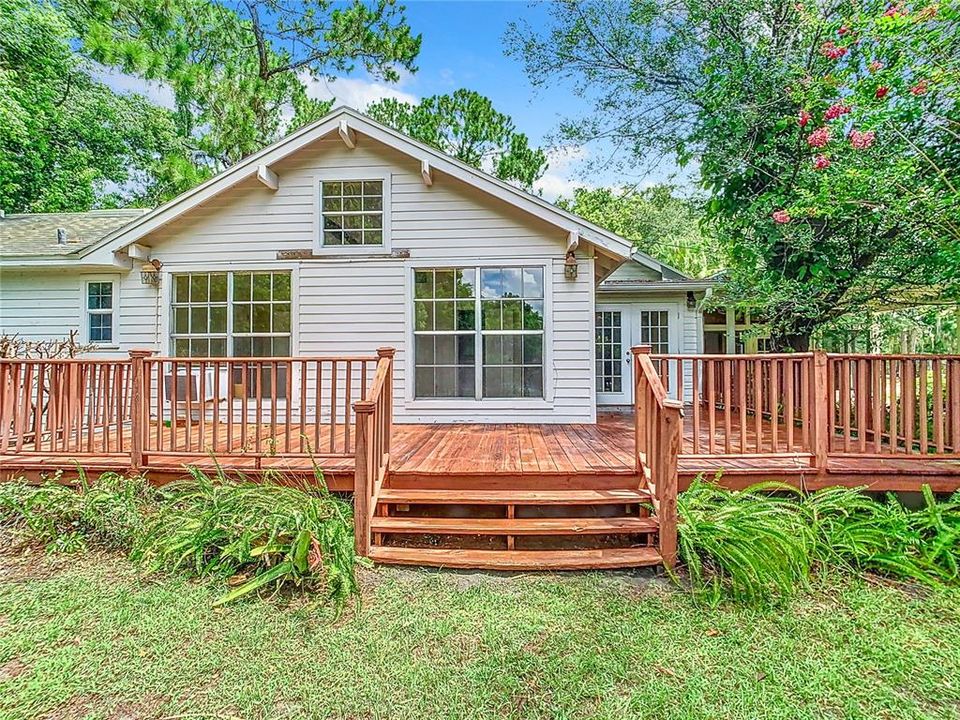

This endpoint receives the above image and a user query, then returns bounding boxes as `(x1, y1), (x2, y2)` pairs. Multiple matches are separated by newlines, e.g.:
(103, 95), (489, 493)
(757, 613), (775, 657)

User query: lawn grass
(1, 549), (959, 720)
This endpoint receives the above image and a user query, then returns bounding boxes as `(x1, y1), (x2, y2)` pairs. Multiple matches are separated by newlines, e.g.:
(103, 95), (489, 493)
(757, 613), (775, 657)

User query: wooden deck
(4, 410), (959, 492)
(4, 350), (960, 571)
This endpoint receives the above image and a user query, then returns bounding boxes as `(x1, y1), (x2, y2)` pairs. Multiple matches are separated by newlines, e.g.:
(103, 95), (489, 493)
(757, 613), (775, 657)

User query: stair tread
(377, 488), (650, 505)
(368, 546), (663, 570)
(371, 516), (658, 535)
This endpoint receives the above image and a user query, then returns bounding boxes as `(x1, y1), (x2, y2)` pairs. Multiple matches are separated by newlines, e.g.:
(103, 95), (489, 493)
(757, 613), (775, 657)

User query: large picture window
(171, 271), (292, 399)
(413, 266), (545, 400)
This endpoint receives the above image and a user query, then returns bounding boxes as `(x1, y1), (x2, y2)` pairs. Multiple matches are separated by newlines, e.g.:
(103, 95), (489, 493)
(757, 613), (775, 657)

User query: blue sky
(99, 1), (687, 199)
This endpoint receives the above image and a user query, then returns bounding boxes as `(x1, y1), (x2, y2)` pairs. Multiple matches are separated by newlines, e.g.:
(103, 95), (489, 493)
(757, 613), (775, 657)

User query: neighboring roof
(0, 209), (148, 258)
(598, 277), (715, 292)
(84, 106), (662, 270)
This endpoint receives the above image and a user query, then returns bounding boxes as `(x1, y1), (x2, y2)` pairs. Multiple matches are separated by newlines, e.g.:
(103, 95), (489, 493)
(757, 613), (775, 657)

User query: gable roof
(82, 106), (682, 276)
(0, 209), (148, 258)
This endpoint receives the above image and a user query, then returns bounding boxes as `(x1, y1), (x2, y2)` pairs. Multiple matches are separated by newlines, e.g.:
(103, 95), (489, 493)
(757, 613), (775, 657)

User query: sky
(98, 0), (688, 201)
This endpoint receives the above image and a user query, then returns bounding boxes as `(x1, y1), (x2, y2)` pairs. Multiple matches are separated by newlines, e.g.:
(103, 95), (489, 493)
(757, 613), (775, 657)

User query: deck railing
(653, 352), (960, 466)
(140, 354), (379, 463)
(0, 358), (132, 456)
(352, 348), (395, 556)
(632, 347), (682, 568)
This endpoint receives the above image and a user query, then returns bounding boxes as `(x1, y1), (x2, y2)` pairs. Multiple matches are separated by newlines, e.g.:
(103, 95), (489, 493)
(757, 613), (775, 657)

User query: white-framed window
(171, 271), (292, 358)
(413, 266), (545, 399)
(85, 280), (116, 345)
(170, 270), (293, 399)
(316, 173), (391, 251)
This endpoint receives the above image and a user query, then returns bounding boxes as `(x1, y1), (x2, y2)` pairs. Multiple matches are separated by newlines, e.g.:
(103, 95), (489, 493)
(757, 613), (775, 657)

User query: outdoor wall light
(686, 291), (697, 309)
(564, 250), (578, 280)
(140, 259), (163, 287)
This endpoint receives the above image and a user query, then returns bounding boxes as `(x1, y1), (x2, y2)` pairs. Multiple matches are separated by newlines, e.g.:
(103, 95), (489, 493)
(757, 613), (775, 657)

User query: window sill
(406, 397), (552, 411)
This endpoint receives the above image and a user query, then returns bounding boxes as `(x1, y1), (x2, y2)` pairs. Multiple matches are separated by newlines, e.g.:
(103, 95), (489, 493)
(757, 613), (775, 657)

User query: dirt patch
(0, 658), (28, 681)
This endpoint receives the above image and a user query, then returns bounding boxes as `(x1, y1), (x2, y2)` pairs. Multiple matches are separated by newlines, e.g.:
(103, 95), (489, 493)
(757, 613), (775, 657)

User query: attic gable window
(320, 178), (388, 247)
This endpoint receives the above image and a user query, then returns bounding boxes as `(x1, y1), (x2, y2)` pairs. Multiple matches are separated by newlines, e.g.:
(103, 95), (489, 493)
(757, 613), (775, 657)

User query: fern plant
(676, 479), (812, 606)
(131, 464), (357, 607)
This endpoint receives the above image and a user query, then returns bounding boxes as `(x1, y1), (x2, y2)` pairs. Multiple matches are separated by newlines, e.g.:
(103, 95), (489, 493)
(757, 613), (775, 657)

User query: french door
(595, 305), (632, 404)
(595, 303), (680, 405)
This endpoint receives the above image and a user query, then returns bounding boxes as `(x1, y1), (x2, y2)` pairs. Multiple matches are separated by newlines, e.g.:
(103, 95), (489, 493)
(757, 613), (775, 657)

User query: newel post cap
(353, 399), (376, 414)
(128, 349), (154, 359)
(376, 347), (397, 359)
(630, 345), (652, 356)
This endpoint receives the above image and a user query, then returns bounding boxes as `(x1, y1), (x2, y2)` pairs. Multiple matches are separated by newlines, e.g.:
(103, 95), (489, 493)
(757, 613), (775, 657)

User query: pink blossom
(824, 103), (852, 121)
(807, 127), (830, 148)
(911, 80), (929, 96)
(869, 60), (884, 72)
(799, 110), (811, 127)
(838, 25), (850, 35)
(813, 154), (831, 170)
(875, 86), (889, 99)
(773, 210), (791, 224)
(850, 130), (876, 150)
(884, 3), (907, 17)
(820, 42), (847, 60)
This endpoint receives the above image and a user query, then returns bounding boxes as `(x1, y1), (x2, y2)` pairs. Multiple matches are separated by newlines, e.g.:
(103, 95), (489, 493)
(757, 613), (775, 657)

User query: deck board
(3, 410), (959, 491)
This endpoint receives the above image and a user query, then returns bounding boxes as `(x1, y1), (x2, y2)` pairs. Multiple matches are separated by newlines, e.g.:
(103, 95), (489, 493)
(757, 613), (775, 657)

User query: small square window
(320, 178), (386, 247)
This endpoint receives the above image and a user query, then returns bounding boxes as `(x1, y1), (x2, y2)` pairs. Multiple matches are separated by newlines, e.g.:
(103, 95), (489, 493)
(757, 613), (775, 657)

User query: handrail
(352, 347), (395, 556)
(632, 346), (682, 569)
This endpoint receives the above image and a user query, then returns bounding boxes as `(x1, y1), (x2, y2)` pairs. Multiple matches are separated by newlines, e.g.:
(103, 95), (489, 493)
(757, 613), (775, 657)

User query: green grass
(1, 550), (959, 720)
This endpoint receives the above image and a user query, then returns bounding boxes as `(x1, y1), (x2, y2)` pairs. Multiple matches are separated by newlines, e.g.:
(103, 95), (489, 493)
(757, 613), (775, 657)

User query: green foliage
(66, 0), (421, 173)
(367, 89), (547, 187)
(0, 470), (155, 552)
(0, 0), (190, 212)
(131, 465), (358, 607)
(677, 480), (812, 606)
(556, 185), (721, 277)
(679, 479), (960, 606)
(507, 0), (960, 348)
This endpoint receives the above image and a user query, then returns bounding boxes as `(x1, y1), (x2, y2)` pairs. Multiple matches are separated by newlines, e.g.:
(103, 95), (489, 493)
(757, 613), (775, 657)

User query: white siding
(117, 135), (596, 422)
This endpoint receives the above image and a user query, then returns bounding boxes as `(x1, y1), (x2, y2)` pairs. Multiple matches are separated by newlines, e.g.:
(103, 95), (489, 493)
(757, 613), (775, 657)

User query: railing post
(128, 350), (153, 472)
(812, 350), (830, 475)
(631, 346), (652, 471)
(376, 347), (396, 450)
(659, 399), (683, 569)
(352, 399), (375, 557)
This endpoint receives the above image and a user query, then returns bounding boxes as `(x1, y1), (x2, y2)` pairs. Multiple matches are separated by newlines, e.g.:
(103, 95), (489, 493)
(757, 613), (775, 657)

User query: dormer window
(319, 177), (390, 248)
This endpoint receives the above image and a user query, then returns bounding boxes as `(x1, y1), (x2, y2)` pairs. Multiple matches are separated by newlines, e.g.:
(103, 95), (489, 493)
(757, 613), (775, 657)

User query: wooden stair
(368, 546), (662, 570)
(368, 483), (664, 570)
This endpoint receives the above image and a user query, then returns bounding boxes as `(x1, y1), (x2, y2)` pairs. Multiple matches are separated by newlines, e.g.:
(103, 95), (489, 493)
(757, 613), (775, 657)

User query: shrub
(0, 470), (155, 552)
(678, 479), (960, 606)
(676, 479), (812, 606)
(131, 465), (357, 607)
(805, 485), (960, 585)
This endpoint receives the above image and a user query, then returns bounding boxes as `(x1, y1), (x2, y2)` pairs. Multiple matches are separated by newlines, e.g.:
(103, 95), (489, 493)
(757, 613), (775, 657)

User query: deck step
(371, 516), (658, 536)
(376, 488), (650, 505)
(368, 546), (663, 570)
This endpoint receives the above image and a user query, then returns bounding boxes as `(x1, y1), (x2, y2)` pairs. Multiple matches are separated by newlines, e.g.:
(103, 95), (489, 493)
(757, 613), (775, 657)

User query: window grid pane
(86, 282), (113, 344)
(414, 267), (545, 400)
(639, 311), (670, 354)
(321, 179), (384, 246)
(595, 311), (623, 394)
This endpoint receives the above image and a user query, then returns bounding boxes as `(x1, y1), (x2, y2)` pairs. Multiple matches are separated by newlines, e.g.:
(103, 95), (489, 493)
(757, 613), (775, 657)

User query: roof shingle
(0, 209), (149, 257)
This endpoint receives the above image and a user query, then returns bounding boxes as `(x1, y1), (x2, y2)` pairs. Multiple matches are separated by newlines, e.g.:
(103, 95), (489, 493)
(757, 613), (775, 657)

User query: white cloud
(534, 145), (594, 202)
(89, 64), (177, 109)
(300, 72), (418, 110)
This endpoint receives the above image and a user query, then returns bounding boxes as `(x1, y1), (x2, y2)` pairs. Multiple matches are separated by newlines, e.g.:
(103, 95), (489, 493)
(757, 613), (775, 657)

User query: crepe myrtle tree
(508, 1), (960, 349)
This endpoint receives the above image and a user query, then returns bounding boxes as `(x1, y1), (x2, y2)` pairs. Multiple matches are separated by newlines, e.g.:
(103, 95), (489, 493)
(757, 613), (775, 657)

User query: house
(5, 107), (953, 571)
(0, 107), (709, 423)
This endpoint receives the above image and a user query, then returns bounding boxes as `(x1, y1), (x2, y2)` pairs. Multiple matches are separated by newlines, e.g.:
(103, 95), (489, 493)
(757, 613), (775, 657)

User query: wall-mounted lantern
(564, 250), (578, 280)
(686, 290), (697, 310)
(140, 258), (162, 287)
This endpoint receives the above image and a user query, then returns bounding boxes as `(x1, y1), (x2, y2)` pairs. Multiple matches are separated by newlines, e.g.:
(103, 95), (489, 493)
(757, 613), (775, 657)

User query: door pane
(595, 311), (623, 394)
